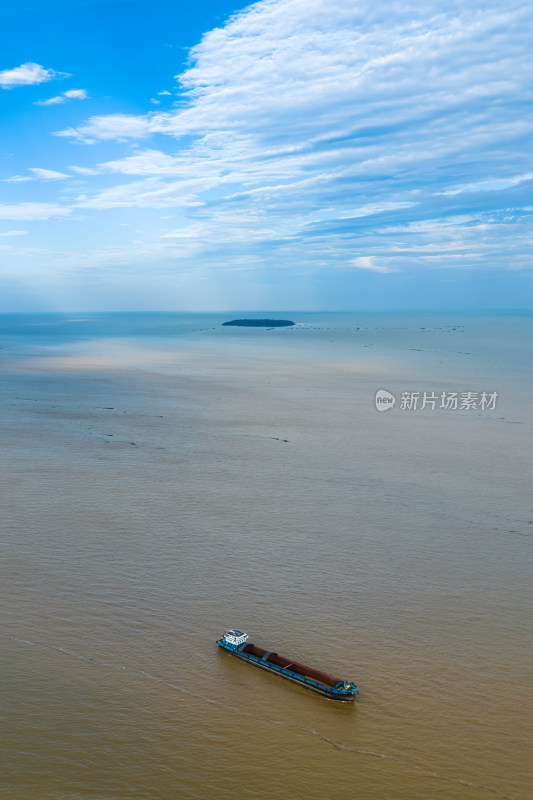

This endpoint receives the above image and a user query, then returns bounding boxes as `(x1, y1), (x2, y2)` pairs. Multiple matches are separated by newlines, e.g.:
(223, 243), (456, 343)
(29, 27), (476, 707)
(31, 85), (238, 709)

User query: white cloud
(0, 62), (68, 89)
(35, 87), (89, 105)
(342, 202), (418, 219)
(74, 176), (206, 210)
(4, 169), (70, 182)
(157, 90), (171, 96)
(56, 113), (156, 143)
(35, 95), (66, 106)
(162, 223), (207, 239)
(351, 256), (396, 273)
(0, 230), (27, 236)
(12, 0), (533, 280)
(0, 203), (71, 220)
(57, 1), (533, 151)
(437, 172), (533, 196)
(4, 175), (32, 183)
(90, 149), (213, 176)
(29, 168), (70, 180)
(69, 165), (99, 175)
(64, 88), (88, 100)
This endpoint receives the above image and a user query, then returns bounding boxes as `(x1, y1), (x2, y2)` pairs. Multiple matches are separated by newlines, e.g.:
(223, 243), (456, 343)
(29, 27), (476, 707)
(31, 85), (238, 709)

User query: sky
(0, 0), (532, 311)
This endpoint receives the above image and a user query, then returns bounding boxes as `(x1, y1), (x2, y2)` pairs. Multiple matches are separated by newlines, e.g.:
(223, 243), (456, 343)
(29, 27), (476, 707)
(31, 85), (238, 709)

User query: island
(222, 318), (295, 327)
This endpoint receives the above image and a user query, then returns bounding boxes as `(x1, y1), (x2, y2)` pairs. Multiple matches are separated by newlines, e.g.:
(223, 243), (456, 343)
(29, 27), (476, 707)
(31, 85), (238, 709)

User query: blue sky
(0, 0), (532, 311)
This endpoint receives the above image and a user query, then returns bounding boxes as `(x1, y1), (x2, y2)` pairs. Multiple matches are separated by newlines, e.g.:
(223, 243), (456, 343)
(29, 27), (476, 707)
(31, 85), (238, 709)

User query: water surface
(1, 313), (531, 800)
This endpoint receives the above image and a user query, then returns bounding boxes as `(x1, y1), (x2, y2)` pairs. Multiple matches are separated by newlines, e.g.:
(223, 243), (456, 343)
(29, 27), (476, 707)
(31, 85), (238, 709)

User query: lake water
(1, 312), (531, 800)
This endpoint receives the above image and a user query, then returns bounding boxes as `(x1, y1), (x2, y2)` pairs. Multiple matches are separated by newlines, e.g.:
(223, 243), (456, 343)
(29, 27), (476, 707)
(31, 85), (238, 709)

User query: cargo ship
(217, 630), (358, 701)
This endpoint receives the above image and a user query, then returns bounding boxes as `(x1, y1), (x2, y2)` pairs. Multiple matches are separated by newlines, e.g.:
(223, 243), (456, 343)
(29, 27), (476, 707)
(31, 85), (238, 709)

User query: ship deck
(217, 639), (356, 701)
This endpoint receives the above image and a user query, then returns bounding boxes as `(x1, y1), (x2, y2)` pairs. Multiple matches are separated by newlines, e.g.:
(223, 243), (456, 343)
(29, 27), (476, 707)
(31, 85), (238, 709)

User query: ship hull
(217, 640), (357, 701)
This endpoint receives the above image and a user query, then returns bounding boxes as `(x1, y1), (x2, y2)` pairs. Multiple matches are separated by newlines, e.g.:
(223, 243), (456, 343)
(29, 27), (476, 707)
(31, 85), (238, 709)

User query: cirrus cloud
(0, 203), (71, 220)
(56, 113), (157, 143)
(13, 0), (533, 283)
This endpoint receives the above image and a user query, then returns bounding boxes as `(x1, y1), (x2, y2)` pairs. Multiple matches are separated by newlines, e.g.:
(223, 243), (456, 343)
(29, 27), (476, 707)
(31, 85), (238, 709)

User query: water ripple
(4, 635), (515, 800)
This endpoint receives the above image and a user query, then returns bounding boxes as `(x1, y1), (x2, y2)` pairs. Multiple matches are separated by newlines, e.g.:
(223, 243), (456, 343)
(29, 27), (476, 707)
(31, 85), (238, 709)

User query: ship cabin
(222, 630), (248, 648)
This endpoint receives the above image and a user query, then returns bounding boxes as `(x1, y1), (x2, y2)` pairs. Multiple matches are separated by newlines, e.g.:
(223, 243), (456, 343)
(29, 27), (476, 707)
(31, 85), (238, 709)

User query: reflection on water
(1, 313), (531, 799)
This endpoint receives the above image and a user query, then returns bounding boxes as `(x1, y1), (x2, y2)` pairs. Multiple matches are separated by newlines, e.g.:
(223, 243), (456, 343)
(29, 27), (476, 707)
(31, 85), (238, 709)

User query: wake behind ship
(217, 630), (358, 701)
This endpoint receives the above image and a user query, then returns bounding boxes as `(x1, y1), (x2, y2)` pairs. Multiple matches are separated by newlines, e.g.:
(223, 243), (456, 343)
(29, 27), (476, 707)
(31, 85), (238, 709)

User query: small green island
(222, 319), (295, 327)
